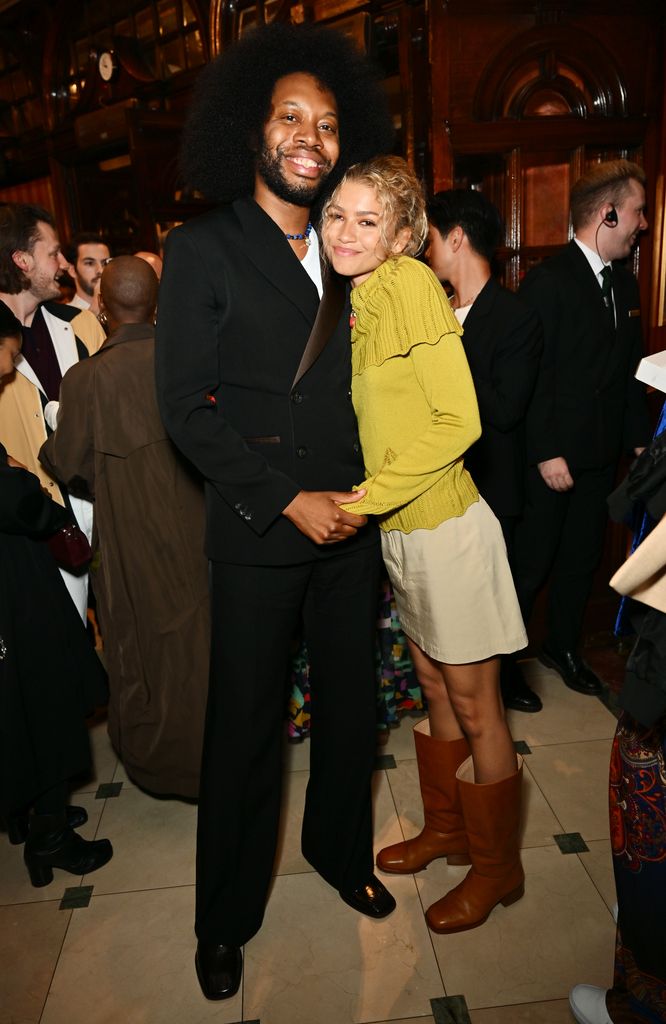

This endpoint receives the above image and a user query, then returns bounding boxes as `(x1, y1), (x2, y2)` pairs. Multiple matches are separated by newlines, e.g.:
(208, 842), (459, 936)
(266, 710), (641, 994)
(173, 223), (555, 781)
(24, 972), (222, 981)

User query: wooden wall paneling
(397, 1), (426, 178)
(428, 0), (453, 192)
(504, 147), (521, 291)
(644, 76), (666, 357)
(126, 108), (186, 252)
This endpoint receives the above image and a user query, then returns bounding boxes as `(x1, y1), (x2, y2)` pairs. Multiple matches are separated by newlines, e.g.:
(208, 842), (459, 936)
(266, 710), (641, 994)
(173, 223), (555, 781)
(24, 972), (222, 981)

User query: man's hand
(634, 447), (646, 457)
(538, 456), (574, 492)
(283, 489), (367, 544)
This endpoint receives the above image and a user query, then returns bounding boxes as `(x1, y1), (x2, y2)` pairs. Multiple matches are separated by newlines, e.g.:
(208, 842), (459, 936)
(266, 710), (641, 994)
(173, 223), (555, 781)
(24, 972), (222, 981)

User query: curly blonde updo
(321, 155), (428, 258)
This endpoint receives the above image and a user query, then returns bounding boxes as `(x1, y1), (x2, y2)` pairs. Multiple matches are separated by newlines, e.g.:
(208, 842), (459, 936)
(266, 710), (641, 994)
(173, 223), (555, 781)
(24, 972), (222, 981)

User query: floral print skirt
(287, 577), (423, 742)
(607, 713), (666, 1022)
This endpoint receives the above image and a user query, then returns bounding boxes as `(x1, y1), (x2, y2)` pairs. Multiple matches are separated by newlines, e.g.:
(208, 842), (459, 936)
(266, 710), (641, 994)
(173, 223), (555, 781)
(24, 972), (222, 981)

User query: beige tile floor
(1, 660), (618, 1024)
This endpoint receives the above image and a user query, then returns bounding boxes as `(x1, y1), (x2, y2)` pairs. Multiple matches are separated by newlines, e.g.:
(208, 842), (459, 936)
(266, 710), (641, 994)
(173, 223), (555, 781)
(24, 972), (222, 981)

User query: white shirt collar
(574, 236), (611, 282)
(301, 230), (323, 299)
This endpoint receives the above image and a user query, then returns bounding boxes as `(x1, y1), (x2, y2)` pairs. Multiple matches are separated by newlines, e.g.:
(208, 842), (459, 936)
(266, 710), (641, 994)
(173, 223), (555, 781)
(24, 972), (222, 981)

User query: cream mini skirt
(380, 496), (527, 665)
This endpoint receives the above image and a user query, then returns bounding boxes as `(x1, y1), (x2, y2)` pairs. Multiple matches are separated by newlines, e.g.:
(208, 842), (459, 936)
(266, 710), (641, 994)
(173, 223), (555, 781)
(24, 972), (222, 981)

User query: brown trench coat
(40, 323), (209, 798)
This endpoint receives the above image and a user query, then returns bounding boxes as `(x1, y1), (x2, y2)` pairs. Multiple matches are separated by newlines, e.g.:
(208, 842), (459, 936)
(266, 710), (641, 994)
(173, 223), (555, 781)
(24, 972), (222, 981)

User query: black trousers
(195, 542), (381, 946)
(512, 463), (617, 653)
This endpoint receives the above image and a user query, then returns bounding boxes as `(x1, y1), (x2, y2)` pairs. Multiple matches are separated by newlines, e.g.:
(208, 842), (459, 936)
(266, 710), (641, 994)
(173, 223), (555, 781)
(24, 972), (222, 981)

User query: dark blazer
(519, 240), (650, 470)
(460, 278), (542, 518)
(155, 196), (375, 565)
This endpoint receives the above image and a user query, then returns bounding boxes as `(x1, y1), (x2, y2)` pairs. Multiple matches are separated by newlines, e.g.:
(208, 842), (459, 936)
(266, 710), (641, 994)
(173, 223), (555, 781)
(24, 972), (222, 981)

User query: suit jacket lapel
(292, 267), (346, 387)
(231, 196), (346, 385)
(566, 242), (611, 326)
(231, 197), (319, 327)
(463, 277), (495, 335)
(41, 306), (81, 377)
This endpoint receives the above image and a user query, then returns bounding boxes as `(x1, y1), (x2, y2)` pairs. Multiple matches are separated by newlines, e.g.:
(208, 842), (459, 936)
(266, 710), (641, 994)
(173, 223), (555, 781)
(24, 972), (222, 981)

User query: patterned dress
(287, 577), (423, 741)
(607, 715), (666, 1022)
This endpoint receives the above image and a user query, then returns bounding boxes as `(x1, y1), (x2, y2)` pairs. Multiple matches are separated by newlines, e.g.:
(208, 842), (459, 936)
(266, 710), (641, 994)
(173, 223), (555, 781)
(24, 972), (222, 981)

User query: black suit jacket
(155, 197), (375, 565)
(460, 278), (542, 518)
(518, 241), (650, 471)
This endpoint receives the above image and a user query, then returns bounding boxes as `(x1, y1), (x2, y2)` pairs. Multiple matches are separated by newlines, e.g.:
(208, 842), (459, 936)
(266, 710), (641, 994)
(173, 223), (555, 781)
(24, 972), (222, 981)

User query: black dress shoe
(195, 942), (242, 1001)
(500, 658), (542, 713)
(539, 645), (603, 696)
(339, 875), (396, 918)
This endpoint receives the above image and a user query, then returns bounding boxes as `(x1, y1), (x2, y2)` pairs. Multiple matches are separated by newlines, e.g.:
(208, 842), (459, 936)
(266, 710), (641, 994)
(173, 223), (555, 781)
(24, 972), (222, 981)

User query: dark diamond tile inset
(95, 781), (123, 799)
(431, 994), (472, 1024)
(554, 831), (589, 854)
(514, 740), (532, 755)
(60, 885), (94, 910)
(374, 753), (397, 770)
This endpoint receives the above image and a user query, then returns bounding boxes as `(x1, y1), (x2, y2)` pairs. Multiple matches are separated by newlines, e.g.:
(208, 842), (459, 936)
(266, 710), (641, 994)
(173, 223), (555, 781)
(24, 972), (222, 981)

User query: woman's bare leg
(406, 638), (464, 742)
(406, 636), (514, 783)
(441, 657), (515, 783)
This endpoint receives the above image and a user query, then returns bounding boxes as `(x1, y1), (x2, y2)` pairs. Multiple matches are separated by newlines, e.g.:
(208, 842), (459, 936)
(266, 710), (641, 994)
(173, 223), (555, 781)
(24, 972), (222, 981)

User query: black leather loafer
(539, 646), (603, 696)
(339, 875), (396, 918)
(500, 659), (543, 713)
(195, 942), (242, 1000)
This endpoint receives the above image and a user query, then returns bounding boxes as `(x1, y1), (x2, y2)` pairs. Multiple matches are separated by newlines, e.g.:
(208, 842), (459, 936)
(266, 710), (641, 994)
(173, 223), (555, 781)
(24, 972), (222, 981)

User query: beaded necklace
(283, 222), (314, 245)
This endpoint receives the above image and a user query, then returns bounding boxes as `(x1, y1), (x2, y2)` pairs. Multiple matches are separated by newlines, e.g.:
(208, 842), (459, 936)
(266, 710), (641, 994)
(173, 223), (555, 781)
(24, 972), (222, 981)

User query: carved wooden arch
(473, 24), (627, 122)
(209, 0), (295, 57)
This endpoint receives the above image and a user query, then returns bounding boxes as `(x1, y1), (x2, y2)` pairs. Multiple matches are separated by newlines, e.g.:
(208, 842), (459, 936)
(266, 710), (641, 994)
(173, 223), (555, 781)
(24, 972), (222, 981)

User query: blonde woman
(322, 156), (527, 933)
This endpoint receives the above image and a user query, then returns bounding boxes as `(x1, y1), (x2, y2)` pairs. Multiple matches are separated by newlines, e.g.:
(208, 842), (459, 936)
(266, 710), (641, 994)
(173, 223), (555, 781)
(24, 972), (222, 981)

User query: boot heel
(25, 860), (54, 888)
(446, 853), (472, 866)
(500, 882), (524, 907)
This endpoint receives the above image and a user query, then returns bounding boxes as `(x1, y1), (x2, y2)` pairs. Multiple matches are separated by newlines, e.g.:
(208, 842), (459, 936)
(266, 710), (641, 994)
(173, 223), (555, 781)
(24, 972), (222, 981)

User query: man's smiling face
(256, 72), (340, 207)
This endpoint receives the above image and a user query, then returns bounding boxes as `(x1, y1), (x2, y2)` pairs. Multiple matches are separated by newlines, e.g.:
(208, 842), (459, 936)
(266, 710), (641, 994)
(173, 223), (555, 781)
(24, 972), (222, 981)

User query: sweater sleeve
(340, 332), (481, 516)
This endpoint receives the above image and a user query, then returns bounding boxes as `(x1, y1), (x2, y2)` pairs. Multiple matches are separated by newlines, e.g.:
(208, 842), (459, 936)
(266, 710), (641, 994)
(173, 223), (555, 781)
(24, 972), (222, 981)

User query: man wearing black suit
(512, 160), (650, 698)
(426, 190), (542, 712)
(155, 23), (395, 1001)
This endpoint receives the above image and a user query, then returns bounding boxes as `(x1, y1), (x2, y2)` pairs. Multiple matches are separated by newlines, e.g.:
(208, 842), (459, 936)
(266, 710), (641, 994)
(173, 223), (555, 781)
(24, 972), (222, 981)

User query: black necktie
(600, 265), (615, 330)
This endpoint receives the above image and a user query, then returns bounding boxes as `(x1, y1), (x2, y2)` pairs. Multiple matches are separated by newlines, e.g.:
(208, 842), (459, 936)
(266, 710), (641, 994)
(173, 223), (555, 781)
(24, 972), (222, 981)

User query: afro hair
(180, 21), (395, 204)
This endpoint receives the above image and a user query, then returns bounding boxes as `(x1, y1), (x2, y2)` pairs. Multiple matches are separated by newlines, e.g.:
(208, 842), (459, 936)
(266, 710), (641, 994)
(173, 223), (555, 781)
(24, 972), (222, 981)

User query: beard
(256, 142), (333, 207)
(29, 269), (61, 303)
(79, 277), (98, 298)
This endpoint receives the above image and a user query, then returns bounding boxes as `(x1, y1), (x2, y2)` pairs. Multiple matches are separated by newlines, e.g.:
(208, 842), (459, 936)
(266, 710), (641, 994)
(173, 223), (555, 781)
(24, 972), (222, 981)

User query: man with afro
(155, 21), (395, 1001)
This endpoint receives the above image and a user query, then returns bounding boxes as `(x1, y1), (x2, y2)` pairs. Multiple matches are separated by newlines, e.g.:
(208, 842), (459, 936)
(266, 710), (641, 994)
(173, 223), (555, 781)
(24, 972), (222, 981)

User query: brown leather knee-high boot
(426, 754), (524, 933)
(377, 721), (471, 873)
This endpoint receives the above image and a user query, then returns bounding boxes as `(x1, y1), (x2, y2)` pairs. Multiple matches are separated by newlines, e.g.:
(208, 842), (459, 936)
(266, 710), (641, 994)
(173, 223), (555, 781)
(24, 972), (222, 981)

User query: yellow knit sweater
(339, 256), (481, 532)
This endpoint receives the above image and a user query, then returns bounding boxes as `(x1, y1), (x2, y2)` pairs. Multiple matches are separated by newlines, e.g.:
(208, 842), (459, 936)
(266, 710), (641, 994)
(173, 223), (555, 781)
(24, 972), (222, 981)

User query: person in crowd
(323, 155), (526, 935)
(570, 431), (666, 1024)
(65, 232), (111, 313)
(0, 204), (105, 620)
(426, 189), (543, 712)
(0, 302), (112, 888)
(511, 161), (650, 698)
(134, 250), (163, 279)
(154, 23), (395, 1000)
(40, 256), (209, 800)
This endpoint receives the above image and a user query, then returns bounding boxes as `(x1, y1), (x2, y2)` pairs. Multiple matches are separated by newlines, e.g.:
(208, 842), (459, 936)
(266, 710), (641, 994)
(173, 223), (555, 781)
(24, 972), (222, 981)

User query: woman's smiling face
(323, 180), (392, 286)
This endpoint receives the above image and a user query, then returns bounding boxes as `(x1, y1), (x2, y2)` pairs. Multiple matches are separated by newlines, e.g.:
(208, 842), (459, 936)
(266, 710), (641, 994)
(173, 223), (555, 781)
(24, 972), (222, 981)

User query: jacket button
(291, 390), (303, 404)
(353, 442), (360, 454)
(296, 446), (308, 458)
(347, 390), (352, 400)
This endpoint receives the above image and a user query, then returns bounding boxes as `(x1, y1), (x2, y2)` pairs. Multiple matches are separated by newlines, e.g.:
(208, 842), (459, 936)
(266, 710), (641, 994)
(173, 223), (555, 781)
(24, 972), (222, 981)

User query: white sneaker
(569, 985), (613, 1024)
